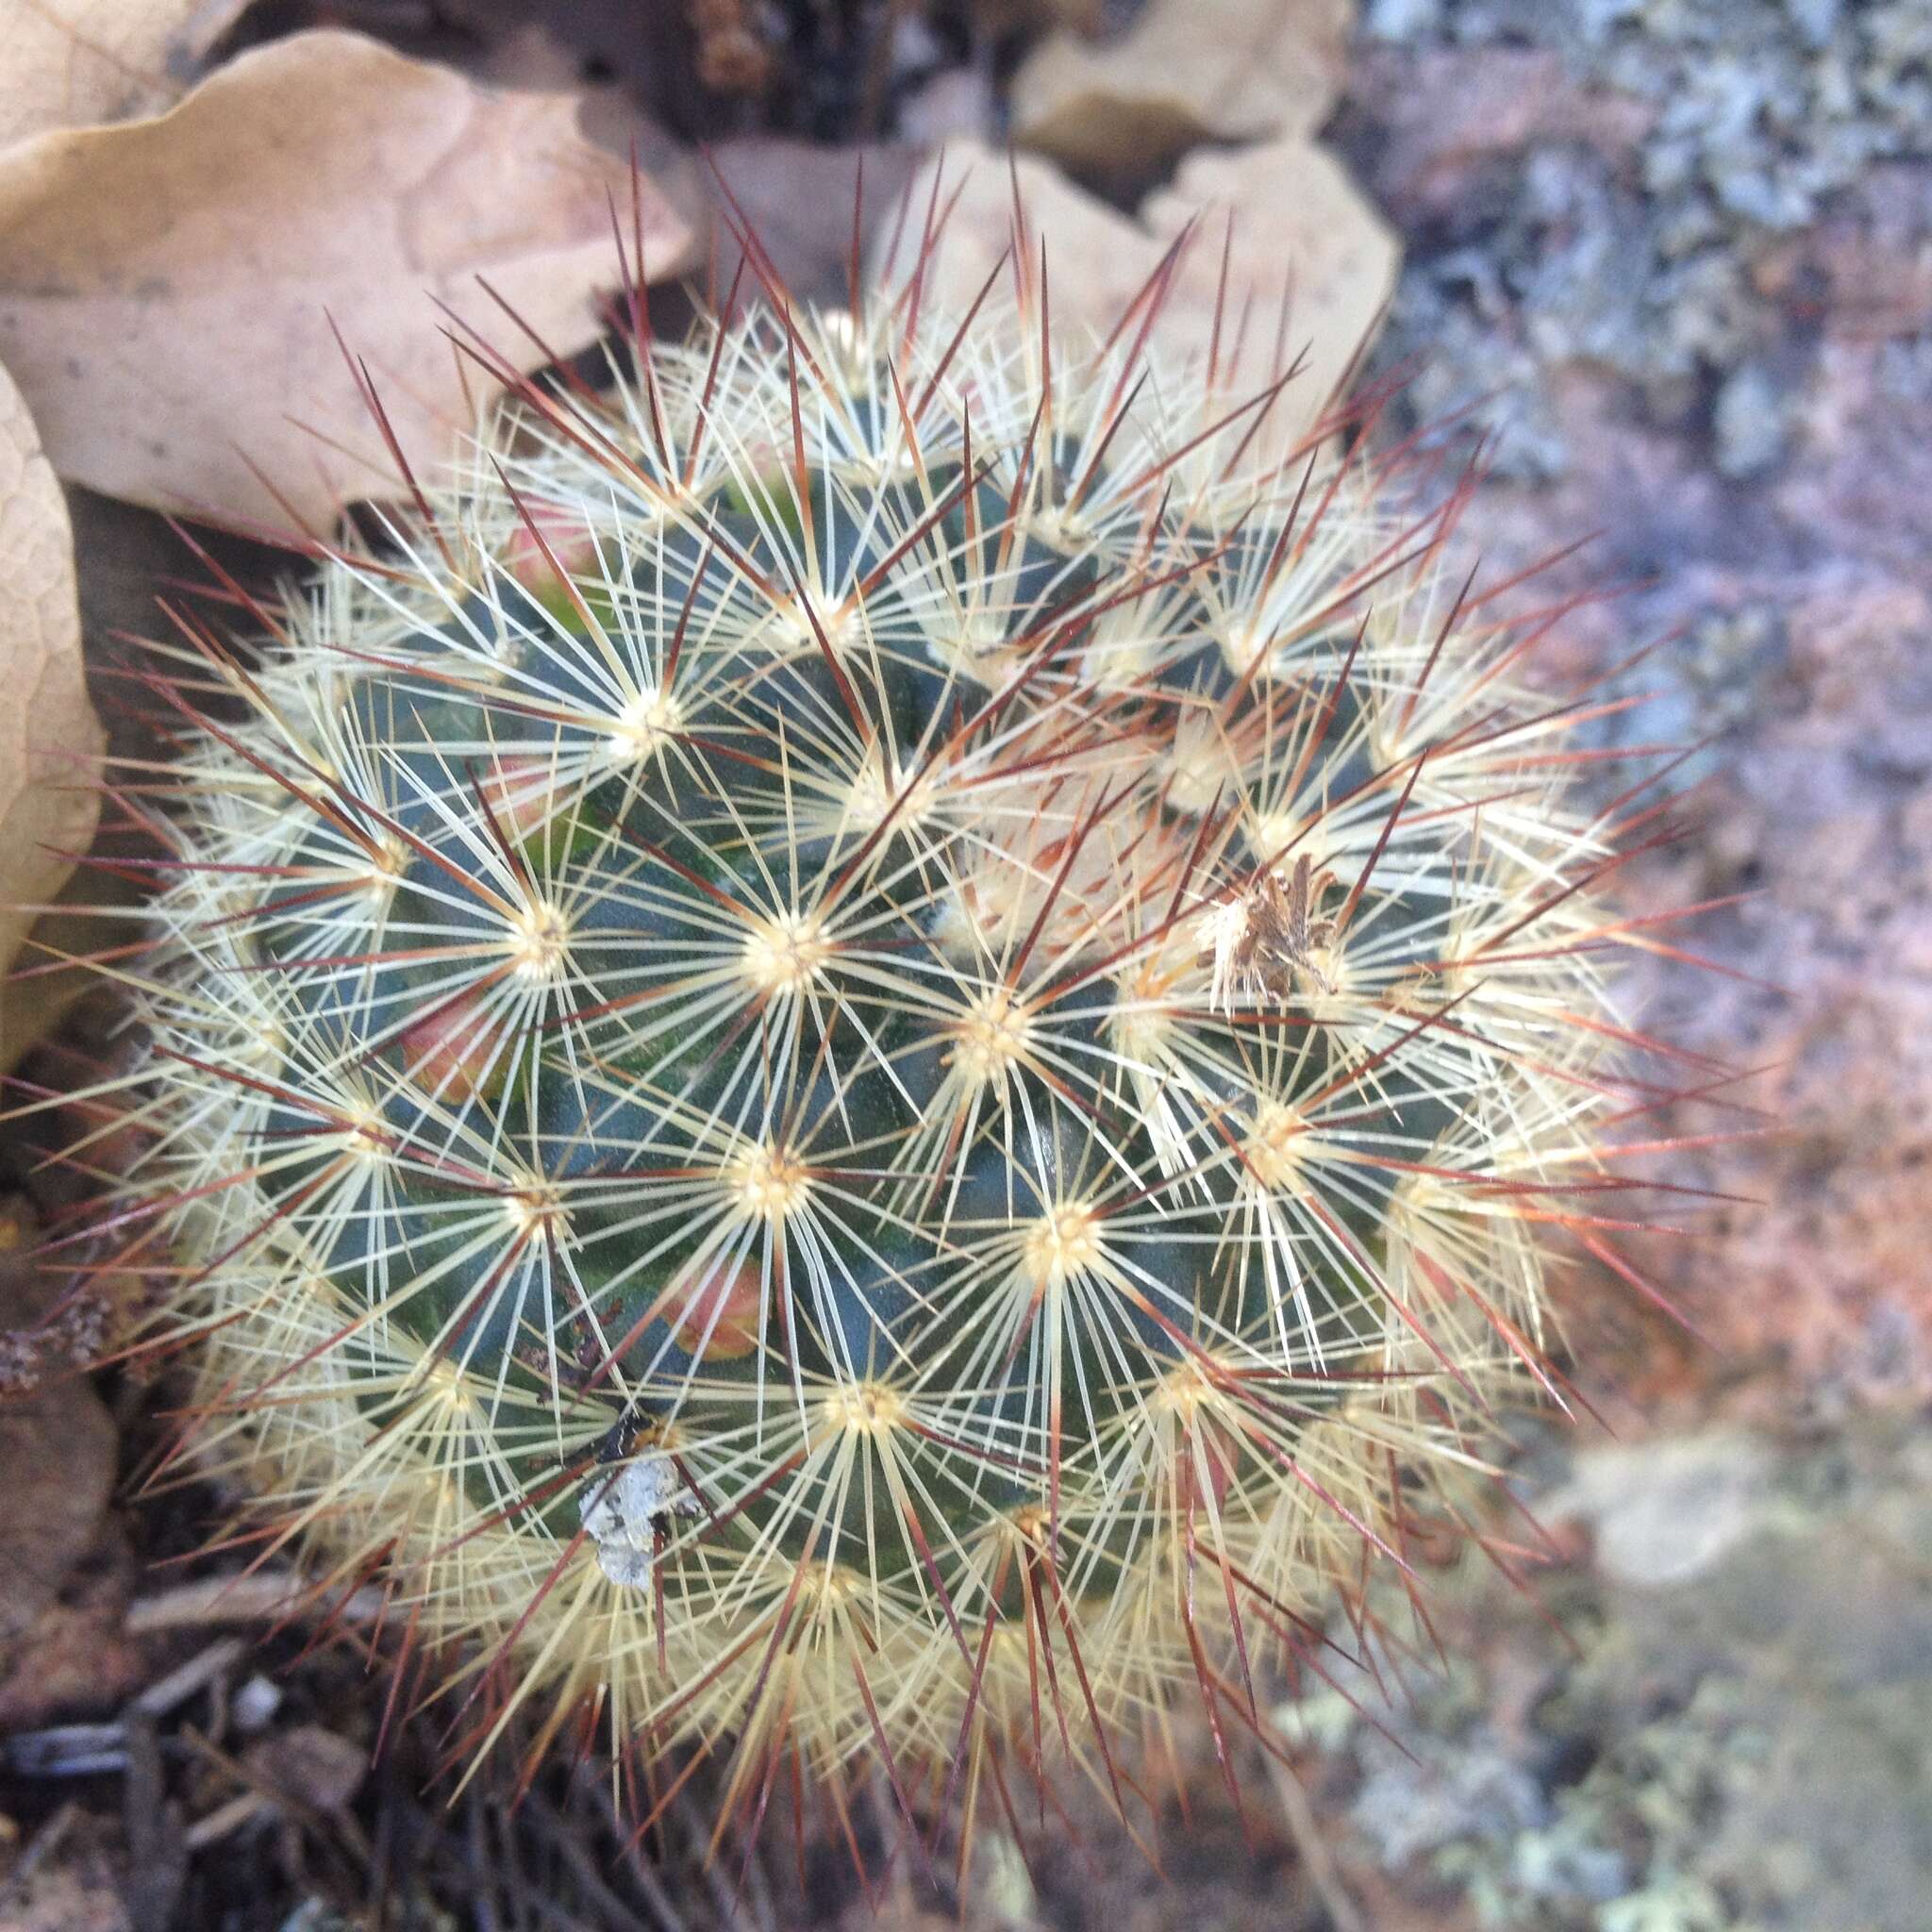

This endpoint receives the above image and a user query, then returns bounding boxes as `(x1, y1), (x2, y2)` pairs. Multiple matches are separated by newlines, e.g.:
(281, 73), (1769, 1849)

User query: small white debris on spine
(579, 1452), (698, 1589)
(1196, 893), (1260, 1016)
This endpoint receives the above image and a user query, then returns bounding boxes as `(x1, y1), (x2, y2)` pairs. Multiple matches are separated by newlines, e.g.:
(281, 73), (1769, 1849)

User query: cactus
(52, 209), (1674, 1854)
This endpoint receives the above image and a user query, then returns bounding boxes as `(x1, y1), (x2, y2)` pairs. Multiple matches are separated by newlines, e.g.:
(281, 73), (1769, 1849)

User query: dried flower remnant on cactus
(20, 178), (1711, 1863)
(1199, 851), (1341, 1013)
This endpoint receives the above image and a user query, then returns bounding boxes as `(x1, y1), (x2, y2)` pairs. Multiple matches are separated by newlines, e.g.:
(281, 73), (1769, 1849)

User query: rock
(1550, 1431), (1774, 1588)
(1345, 45), (1653, 225)
(0, 1205), (118, 1647)
(1712, 358), (1790, 476)
(1010, 0), (1355, 185)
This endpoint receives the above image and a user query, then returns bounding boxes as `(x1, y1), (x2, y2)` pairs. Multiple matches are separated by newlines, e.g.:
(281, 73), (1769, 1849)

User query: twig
(1265, 1755), (1366, 1932)
(134, 1635), (245, 1716)
(125, 1570), (383, 1634)
(3, 1638), (244, 1778)
(183, 1790), (271, 1851)
(0, 1801), (76, 1890)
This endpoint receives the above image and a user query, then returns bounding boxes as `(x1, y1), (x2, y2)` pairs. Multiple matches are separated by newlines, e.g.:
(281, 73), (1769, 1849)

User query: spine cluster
(66, 216), (1669, 1849)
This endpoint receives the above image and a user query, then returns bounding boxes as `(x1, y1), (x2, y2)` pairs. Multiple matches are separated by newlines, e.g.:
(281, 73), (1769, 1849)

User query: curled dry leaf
(876, 139), (1398, 456)
(0, 28), (698, 533)
(1010, 0), (1356, 181)
(0, 354), (102, 1071)
(0, 0), (252, 146)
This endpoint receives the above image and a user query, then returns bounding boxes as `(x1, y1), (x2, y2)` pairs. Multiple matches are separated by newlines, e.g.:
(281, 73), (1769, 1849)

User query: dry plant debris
(0, 27), (697, 531)
(0, 357), (101, 1071)
(0, 0), (252, 146)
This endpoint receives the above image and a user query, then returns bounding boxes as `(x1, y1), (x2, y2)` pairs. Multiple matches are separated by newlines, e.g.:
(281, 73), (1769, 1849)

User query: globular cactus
(56, 208), (1668, 1852)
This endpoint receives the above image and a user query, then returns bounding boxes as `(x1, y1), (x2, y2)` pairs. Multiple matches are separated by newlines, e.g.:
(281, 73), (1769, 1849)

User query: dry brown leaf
(0, 0), (251, 146)
(875, 140), (1398, 453)
(1011, 0), (1355, 182)
(0, 355), (102, 1072)
(0, 29), (698, 533)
